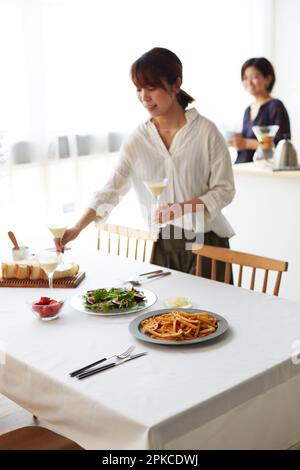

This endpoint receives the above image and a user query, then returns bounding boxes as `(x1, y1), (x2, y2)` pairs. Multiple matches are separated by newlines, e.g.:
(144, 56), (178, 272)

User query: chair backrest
(192, 245), (288, 296)
(97, 223), (157, 263)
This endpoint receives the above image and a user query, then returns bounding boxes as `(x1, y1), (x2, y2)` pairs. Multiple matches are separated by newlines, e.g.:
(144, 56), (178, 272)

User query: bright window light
(0, 0), (264, 144)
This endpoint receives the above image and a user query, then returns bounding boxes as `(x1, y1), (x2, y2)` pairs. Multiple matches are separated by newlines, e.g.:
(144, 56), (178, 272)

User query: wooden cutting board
(0, 272), (85, 288)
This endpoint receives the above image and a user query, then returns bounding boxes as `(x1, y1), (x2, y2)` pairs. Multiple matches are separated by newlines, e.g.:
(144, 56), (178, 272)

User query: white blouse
(88, 108), (235, 238)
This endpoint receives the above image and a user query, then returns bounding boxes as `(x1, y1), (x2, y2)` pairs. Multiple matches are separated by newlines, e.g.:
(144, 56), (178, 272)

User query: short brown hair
(241, 57), (276, 92)
(131, 47), (194, 109)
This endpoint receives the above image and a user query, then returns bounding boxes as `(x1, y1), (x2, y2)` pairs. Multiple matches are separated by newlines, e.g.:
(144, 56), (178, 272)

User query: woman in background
(230, 57), (291, 164)
(56, 48), (235, 280)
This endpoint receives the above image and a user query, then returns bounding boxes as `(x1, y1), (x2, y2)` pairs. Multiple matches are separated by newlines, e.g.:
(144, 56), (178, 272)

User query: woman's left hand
(153, 203), (183, 224)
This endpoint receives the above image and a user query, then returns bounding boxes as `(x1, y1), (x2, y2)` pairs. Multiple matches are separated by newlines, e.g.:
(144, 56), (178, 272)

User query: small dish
(27, 296), (65, 321)
(164, 297), (192, 309)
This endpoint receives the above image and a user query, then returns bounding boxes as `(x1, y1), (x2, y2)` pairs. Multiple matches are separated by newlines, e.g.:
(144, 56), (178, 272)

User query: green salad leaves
(83, 287), (146, 313)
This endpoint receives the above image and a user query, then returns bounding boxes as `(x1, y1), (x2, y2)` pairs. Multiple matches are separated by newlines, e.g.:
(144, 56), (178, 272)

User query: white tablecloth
(1, 250), (300, 449)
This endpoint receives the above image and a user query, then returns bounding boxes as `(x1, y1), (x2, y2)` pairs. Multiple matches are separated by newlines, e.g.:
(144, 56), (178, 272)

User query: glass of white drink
(47, 224), (66, 240)
(38, 251), (59, 289)
(47, 223), (71, 270)
(144, 178), (168, 210)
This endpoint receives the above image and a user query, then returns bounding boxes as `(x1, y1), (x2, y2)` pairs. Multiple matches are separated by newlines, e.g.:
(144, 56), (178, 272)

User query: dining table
(1, 248), (300, 450)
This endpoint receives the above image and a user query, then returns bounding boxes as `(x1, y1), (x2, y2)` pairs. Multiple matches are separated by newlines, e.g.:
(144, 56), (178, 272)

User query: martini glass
(144, 177), (168, 232)
(144, 178), (168, 210)
(252, 125), (279, 162)
(47, 223), (71, 270)
(38, 251), (59, 289)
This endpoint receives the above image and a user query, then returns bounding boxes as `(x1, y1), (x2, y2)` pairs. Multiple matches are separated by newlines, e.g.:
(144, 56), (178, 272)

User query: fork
(77, 352), (148, 379)
(69, 345), (135, 377)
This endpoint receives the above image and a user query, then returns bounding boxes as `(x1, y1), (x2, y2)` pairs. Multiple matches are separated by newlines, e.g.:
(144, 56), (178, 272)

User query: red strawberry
(48, 301), (62, 315)
(41, 306), (56, 318)
(35, 297), (51, 305)
(32, 298), (63, 318)
(32, 304), (43, 314)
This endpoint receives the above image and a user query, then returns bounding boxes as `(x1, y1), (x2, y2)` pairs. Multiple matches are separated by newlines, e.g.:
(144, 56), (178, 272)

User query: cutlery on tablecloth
(121, 269), (163, 284)
(69, 345), (135, 377)
(138, 269), (163, 276)
(77, 352), (148, 379)
(129, 271), (171, 287)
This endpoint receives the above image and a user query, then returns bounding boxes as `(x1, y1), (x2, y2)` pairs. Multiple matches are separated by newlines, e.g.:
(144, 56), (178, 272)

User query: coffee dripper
(252, 125), (279, 162)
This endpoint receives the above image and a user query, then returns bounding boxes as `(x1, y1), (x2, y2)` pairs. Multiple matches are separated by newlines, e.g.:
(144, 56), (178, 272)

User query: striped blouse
(88, 108), (235, 238)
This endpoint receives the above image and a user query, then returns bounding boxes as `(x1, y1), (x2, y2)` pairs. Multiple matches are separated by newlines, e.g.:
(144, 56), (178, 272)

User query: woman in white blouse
(56, 48), (235, 279)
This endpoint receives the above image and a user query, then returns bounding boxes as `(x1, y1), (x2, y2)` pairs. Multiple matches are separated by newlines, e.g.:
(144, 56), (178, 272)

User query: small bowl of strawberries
(28, 296), (65, 321)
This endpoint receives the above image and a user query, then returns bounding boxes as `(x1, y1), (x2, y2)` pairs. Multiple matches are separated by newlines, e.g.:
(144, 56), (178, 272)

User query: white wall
(227, 167), (300, 302)
(273, 0), (300, 152)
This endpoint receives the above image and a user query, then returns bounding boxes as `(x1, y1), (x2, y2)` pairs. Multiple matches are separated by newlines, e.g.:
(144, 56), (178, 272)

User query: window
(0, 0), (271, 149)
(0, 0), (274, 251)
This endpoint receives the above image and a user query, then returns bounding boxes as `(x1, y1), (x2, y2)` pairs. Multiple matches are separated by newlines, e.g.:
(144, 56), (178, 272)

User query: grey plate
(70, 288), (157, 316)
(129, 308), (229, 346)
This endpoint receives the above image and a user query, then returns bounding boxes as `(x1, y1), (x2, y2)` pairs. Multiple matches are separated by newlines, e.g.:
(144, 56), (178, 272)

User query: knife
(77, 352), (148, 379)
(139, 269), (163, 276)
(146, 271), (171, 280)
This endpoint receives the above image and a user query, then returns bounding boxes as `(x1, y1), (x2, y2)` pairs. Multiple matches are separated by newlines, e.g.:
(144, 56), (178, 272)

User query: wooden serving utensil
(8, 231), (20, 250)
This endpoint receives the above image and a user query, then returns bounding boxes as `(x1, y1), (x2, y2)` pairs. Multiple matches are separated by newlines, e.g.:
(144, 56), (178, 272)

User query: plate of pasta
(129, 308), (228, 345)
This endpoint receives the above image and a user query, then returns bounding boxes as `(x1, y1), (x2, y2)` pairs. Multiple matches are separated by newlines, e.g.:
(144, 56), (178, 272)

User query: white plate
(70, 288), (157, 316)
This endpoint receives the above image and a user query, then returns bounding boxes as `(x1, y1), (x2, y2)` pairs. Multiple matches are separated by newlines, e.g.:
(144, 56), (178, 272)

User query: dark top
(235, 98), (291, 164)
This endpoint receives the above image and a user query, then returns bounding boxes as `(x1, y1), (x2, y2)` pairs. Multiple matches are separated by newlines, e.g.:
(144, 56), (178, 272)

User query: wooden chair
(192, 245), (288, 296)
(0, 426), (83, 450)
(96, 223), (157, 263)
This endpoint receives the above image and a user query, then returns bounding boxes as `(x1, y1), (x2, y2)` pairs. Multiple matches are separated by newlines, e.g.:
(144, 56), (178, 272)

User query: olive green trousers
(152, 225), (233, 283)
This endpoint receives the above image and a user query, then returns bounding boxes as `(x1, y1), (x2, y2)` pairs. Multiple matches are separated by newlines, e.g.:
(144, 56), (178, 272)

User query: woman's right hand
(54, 227), (80, 253)
(54, 208), (96, 252)
(229, 134), (259, 151)
(228, 133), (246, 150)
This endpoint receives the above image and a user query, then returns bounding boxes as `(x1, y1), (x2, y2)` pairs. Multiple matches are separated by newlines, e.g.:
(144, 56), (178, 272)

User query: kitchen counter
(233, 161), (300, 178)
(225, 161), (300, 302)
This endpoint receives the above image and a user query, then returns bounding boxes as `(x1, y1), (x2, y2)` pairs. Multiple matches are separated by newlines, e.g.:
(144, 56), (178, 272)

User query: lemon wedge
(164, 297), (192, 308)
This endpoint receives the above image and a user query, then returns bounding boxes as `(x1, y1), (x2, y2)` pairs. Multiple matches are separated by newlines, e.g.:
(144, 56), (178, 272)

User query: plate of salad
(70, 287), (157, 316)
